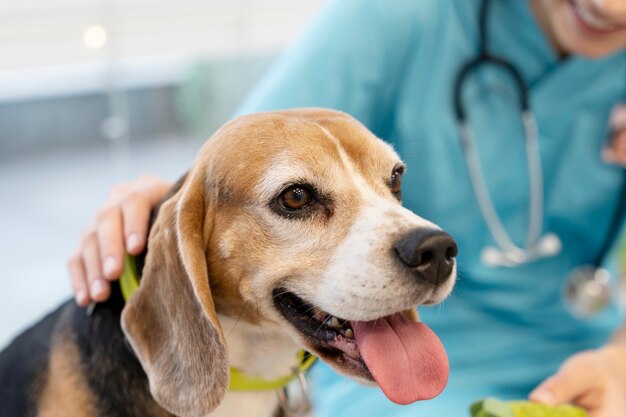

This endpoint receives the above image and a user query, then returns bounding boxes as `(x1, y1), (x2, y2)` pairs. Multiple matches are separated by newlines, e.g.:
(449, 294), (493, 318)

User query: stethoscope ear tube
(454, 0), (530, 122)
(453, 56), (530, 124)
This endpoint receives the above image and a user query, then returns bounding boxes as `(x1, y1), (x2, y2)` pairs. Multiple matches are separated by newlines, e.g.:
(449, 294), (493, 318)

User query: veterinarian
(68, 0), (626, 415)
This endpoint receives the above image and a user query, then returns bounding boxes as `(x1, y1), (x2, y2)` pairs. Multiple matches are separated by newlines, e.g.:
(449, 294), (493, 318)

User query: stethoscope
(453, 0), (626, 317)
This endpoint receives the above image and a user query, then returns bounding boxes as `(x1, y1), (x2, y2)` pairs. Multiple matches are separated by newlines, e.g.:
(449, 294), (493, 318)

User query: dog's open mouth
(272, 289), (367, 374)
(273, 288), (449, 405)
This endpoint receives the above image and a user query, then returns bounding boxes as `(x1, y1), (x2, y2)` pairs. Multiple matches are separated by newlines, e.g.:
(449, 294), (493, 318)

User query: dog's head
(121, 109), (457, 416)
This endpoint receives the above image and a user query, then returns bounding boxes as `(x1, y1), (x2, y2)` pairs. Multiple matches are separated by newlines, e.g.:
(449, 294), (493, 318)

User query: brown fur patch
(37, 330), (97, 417)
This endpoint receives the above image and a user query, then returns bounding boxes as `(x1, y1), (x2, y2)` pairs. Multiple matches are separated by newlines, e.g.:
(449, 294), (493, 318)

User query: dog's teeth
(329, 317), (341, 328)
(345, 328), (354, 338)
(312, 312), (326, 322)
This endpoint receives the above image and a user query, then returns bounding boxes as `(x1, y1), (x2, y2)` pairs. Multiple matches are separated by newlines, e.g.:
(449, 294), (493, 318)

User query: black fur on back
(0, 284), (169, 417)
(0, 304), (60, 417)
(73, 284), (167, 417)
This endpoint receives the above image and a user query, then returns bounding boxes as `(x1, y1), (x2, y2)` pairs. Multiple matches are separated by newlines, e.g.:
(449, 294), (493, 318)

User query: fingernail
(75, 290), (88, 305)
(103, 257), (117, 278)
(531, 389), (555, 405)
(91, 280), (107, 298)
(127, 233), (142, 252)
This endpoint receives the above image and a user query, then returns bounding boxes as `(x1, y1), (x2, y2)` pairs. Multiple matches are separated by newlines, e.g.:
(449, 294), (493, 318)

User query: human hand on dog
(602, 105), (626, 166)
(529, 345), (626, 417)
(68, 175), (171, 306)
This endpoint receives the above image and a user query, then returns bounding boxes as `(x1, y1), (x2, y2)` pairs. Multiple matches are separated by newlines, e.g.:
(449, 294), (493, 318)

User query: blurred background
(0, 0), (324, 348)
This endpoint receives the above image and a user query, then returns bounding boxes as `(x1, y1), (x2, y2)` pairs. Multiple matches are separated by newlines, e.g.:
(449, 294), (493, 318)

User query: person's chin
(553, 1), (626, 58)
(555, 28), (626, 58)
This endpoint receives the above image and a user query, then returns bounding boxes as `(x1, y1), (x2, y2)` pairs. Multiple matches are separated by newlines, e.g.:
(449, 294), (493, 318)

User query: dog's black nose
(393, 229), (457, 286)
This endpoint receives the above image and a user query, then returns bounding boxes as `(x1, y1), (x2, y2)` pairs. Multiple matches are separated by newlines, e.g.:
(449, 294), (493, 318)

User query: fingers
(96, 205), (125, 280)
(529, 355), (595, 406)
(81, 229), (111, 303)
(529, 351), (626, 417)
(68, 228), (112, 306)
(68, 175), (172, 305)
(111, 175), (170, 255)
(586, 394), (624, 417)
(97, 188), (154, 277)
(68, 253), (89, 306)
(120, 193), (152, 255)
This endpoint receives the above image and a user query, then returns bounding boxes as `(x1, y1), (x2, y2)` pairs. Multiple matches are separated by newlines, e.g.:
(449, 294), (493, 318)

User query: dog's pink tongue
(351, 313), (449, 405)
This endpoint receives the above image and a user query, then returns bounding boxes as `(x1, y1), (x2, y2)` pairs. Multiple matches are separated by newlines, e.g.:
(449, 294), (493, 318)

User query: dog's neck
(208, 315), (303, 417)
(219, 314), (301, 381)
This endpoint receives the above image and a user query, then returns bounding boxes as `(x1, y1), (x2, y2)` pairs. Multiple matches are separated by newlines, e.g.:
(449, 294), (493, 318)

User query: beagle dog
(0, 109), (457, 417)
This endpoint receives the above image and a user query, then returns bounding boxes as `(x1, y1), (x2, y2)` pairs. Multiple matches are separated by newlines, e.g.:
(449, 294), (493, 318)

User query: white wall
(0, 0), (324, 100)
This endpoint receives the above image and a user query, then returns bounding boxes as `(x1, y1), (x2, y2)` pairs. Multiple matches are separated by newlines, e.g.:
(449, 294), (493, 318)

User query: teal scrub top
(236, 0), (626, 415)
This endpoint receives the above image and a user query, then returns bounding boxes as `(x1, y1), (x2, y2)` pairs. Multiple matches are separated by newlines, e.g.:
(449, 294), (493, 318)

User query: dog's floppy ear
(121, 164), (229, 417)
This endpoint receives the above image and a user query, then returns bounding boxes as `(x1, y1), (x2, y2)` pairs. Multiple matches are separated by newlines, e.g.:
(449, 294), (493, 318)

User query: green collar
(229, 350), (316, 391)
(119, 254), (141, 302)
(119, 254), (317, 391)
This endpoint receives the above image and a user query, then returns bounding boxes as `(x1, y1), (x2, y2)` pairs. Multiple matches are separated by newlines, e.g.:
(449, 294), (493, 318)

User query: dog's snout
(393, 229), (457, 286)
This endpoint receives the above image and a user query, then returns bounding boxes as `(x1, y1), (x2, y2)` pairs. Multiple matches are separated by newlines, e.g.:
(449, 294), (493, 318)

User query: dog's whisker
(253, 301), (272, 343)
(313, 314), (334, 334)
(226, 300), (251, 340)
(301, 305), (318, 315)
(271, 290), (292, 299)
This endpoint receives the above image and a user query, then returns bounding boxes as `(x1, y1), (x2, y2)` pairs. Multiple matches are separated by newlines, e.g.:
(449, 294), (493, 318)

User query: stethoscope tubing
(453, 54), (530, 122)
(453, 0), (529, 119)
(454, 0), (550, 265)
(455, 0), (626, 317)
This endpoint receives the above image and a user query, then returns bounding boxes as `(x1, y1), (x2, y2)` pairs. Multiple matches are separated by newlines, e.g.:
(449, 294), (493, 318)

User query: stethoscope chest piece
(563, 266), (613, 318)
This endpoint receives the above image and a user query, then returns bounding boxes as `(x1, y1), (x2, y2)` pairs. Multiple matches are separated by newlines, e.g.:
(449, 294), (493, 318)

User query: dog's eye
(390, 166), (404, 194)
(279, 185), (314, 211)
